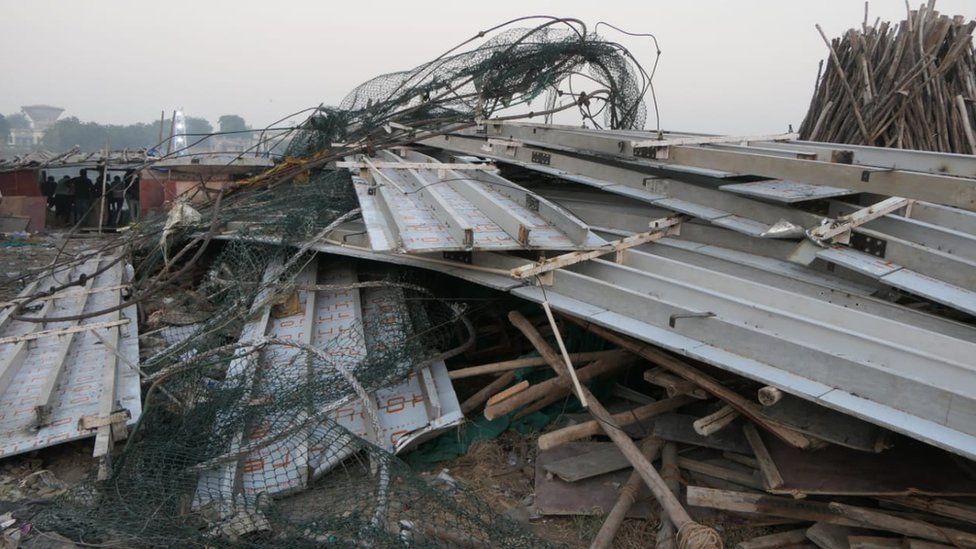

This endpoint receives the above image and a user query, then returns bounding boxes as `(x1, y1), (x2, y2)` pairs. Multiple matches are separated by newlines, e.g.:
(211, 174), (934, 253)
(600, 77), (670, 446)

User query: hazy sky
(2, 0), (974, 134)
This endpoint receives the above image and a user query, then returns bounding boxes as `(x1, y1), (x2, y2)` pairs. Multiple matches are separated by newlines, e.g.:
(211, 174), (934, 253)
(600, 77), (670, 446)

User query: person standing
(41, 175), (57, 209)
(74, 172), (94, 225)
(109, 175), (125, 226)
(54, 175), (74, 225)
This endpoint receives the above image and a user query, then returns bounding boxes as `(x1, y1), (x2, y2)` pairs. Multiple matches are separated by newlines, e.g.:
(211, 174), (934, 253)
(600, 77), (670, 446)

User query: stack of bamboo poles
(799, 1), (976, 154)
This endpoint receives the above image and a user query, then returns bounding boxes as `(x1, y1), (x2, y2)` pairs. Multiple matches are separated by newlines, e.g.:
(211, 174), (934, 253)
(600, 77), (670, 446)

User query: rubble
(0, 6), (975, 549)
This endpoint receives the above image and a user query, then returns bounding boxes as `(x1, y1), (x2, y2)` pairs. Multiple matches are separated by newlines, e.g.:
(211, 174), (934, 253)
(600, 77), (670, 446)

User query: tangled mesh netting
(11, 18), (655, 548)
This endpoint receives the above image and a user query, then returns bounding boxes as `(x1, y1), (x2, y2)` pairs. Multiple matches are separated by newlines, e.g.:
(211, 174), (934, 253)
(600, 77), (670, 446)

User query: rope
(677, 522), (723, 549)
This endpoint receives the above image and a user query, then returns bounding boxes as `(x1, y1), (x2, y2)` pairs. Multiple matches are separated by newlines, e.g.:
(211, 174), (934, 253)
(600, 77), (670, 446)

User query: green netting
(9, 18), (654, 548)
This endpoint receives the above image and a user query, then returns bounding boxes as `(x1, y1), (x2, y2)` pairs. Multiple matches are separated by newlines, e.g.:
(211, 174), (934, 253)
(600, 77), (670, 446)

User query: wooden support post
(735, 529), (810, 549)
(590, 437), (665, 549)
(508, 311), (721, 549)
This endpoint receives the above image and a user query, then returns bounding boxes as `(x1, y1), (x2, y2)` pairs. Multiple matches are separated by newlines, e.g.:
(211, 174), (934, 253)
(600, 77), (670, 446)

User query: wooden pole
(693, 405), (740, 436)
(540, 300), (587, 407)
(537, 395), (695, 450)
(460, 371), (516, 414)
(590, 437), (665, 549)
(484, 352), (631, 419)
(657, 441), (680, 549)
(508, 311), (721, 548)
(448, 350), (620, 379)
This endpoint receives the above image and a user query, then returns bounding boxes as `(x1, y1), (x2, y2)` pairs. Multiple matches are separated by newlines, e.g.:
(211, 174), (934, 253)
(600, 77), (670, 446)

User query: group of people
(41, 170), (139, 228)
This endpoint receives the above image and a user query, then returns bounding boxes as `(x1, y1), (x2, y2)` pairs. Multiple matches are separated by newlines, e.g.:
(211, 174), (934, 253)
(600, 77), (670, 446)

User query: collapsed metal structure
(294, 122), (976, 460)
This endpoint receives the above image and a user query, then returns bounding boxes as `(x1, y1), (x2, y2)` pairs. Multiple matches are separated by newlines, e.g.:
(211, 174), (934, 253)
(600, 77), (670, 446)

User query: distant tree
(185, 117), (213, 136)
(41, 117), (109, 152)
(218, 114), (248, 133)
(6, 113), (30, 129)
(0, 114), (9, 143)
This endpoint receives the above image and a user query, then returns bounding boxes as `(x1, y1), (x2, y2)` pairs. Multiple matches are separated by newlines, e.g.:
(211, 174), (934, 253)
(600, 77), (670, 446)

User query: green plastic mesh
(15, 18), (654, 548)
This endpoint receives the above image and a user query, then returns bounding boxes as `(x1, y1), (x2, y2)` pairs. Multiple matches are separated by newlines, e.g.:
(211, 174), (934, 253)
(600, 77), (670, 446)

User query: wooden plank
(694, 405), (740, 436)
(744, 423), (785, 491)
(847, 536), (902, 549)
(630, 132), (799, 149)
(0, 319), (129, 346)
(92, 263), (126, 477)
(510, 215), (685, 279)
(759, 394), (887, 452)
(678, 457), (764, 490)
(806, 522), (872, 549)
(828, 502), (976, 547)
(652, 413), (753, 454)
(736, 528), (810, 549)
(686, 486), (861, 526)
(759, 430), (976, 496)
(534, 442), (656, 518)
(878, 497), (976, 526)
(645, 368), (709, 399)
(0, 297), (54, 391)
(543, 442), (630, 482)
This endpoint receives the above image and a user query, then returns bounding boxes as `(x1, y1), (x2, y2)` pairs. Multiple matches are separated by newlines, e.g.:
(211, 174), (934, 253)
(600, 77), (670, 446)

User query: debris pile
(1, 7), (976, 549)
(800, 2), (976, 152)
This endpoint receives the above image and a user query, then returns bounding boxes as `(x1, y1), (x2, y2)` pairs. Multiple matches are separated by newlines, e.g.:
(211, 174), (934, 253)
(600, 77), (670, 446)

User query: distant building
(5, 105), (64, 151)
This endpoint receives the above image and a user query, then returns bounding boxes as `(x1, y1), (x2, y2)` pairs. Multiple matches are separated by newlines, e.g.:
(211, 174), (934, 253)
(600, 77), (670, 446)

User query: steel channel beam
(481, 123), (976, 210)
(422, 134), (819, 234)
(537, 258), (976, 437)
(663, 145), (976, 211)
(378, 151), (474, 248)
(399, 150), (535, 246)
(636, 241), (975, 341)
(442, 153), (595, 245)
(830, 201), (976, 262)
(904, 201), (976, 235)
(756, 140), (976, 179)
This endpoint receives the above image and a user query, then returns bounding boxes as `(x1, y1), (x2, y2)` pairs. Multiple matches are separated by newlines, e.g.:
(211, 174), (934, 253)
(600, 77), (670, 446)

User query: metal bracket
(668, 311), (716, 328)
(849, 233), (887, 258)
(531, 151), (552, 165)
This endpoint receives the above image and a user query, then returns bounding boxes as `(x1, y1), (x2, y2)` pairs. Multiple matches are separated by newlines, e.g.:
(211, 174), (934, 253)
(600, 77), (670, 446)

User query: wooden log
(828, 502), (976, 547)
(485, 351), (631, 419)
(537, 395), (696, 450)
(589, 437), (665, 549)
(566, 316), (818, 449)
(448, 350), (621, 379)
(693, 405), (740, 436)
(645, 368), (708, 399)
(657, 441), (680, 549)
(735, 529), (810, 549)
(484, 380), (529, 408)
(461, 371), (515, 414)
(758, 387), (784, 407)
(508, 311), (721, 548)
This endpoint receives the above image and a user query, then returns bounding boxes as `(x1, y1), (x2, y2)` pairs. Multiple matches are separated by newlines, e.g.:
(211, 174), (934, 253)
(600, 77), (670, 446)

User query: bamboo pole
(590, 437), (665, 549)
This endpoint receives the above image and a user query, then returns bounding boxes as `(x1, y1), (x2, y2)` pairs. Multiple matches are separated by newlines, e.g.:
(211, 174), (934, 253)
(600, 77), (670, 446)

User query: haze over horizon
(3, 0), (975, 134)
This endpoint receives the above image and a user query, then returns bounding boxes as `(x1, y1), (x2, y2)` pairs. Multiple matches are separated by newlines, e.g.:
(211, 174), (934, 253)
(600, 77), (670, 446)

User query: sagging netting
(14, 17), (656, 547)
(286, 20), (651, 158)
